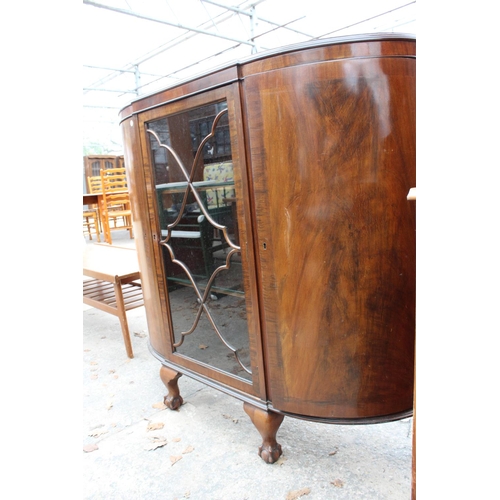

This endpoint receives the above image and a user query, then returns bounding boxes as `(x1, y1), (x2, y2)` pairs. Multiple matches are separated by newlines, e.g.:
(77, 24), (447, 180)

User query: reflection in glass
(147, 101), (251, 380)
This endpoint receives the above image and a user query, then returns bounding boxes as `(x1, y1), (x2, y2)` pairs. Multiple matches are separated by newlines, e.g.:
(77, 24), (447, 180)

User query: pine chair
(83, 209), (100, 241)
(85, 175), (104, 234)
(83, 175), (103, 240)
(100, 168), (134, 243)
(87, 175), (102, 195)
(88, 174), (126, 231)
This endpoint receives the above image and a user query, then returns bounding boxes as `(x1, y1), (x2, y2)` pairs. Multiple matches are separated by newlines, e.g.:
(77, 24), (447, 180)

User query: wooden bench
(83, 244), (144, 358)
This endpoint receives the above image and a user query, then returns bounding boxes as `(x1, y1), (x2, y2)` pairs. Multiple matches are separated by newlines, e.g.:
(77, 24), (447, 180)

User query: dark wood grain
(243, 52), (416, 420)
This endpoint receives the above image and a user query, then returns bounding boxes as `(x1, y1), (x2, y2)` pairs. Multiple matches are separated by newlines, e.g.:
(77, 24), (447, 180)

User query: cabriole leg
(159, 366), (183, 410)
(243, 402), (285, 464)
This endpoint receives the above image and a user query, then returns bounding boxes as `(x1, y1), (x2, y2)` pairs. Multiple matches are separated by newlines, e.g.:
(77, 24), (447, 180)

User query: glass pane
(147, 100), (251, 380)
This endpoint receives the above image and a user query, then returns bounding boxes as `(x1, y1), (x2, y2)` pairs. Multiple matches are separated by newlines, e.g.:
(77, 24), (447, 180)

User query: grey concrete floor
(83, 230), (413, 500)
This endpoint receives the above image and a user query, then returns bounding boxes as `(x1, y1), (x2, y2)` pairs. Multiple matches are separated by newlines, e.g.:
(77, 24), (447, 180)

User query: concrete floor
(83, 230), (413, 500)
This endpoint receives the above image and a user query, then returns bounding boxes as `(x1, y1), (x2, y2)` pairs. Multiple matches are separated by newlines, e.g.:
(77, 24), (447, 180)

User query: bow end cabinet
(120, 34), (416, 463)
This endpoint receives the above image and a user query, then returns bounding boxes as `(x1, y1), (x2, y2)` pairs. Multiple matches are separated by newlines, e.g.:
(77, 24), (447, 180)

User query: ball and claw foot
(243, 402), (285, 464)
(259, 442), (283, 464)
(164, 394), (183, 410)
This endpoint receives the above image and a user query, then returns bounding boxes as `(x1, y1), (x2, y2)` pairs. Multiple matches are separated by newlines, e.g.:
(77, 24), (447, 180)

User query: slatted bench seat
(83, 244), (144, 358)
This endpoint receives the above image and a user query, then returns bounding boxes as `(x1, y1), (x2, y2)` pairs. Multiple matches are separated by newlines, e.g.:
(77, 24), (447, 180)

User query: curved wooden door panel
(244, 52), (416, 419)
(123, 85), (267, 402)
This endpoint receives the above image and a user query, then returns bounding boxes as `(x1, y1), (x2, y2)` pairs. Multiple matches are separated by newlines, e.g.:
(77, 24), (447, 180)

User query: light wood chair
(87, 175), (102, 195)
(83, 175), (103, 240)
(88, 174), (126, 230)
(83, 209), (101, 241)
(85, 175), (104, 235)
(100, 168), (134, 243)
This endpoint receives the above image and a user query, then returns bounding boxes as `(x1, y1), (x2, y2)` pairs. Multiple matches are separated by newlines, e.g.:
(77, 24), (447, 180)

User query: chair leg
(101, 211), (112, 245)
(89, 215), (101, 242)
(94, 216), (101, 242)
(84, 216), (92, 240)
(95, 210), (102, 239)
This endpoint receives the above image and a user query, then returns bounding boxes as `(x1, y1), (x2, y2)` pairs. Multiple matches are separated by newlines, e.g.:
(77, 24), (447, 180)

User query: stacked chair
(99, 167), (134, 243)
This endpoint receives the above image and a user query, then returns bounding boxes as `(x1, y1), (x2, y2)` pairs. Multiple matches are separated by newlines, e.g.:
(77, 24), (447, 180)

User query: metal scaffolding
(82, 0), (416, 151)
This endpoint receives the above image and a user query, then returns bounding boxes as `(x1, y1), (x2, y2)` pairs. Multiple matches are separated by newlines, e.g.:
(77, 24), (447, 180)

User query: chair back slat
(98, 168), (134, 243)
(101, 168), (128, 194)
(106, 193), (130, 205)
(87, 175), (103, 194)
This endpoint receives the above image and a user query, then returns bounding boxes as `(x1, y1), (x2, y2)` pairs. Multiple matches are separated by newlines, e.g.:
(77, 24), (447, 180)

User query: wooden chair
(83, 209), (100, 241)
(83, 175), (102, 240)
(100, 168), (134, 243)
(88, 174), (127, 230)
(87, 175), (102, 195)
(85, 175), (103, 235)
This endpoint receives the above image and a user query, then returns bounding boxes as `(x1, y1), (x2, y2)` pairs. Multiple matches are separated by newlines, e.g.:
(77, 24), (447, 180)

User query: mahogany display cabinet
(119, 33), (416, 463)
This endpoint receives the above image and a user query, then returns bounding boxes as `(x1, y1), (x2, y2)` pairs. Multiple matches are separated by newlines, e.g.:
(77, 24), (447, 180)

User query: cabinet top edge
(118, 32), (416, 121)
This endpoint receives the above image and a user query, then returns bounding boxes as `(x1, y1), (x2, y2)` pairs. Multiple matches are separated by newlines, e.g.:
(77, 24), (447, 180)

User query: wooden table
(83, 244), (144, 358)
(83, 193), (98, 206)
(83, 191), (128, 244)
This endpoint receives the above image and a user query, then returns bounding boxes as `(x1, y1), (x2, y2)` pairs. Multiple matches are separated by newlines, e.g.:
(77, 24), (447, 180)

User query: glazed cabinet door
(129, 85), (266, 402)
(243, 50), (416, 421)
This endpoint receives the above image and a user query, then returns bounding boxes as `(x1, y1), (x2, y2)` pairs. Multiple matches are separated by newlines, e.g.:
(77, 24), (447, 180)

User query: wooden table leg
(113, 281), (134, 358)
(243, 402), (284, 464)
